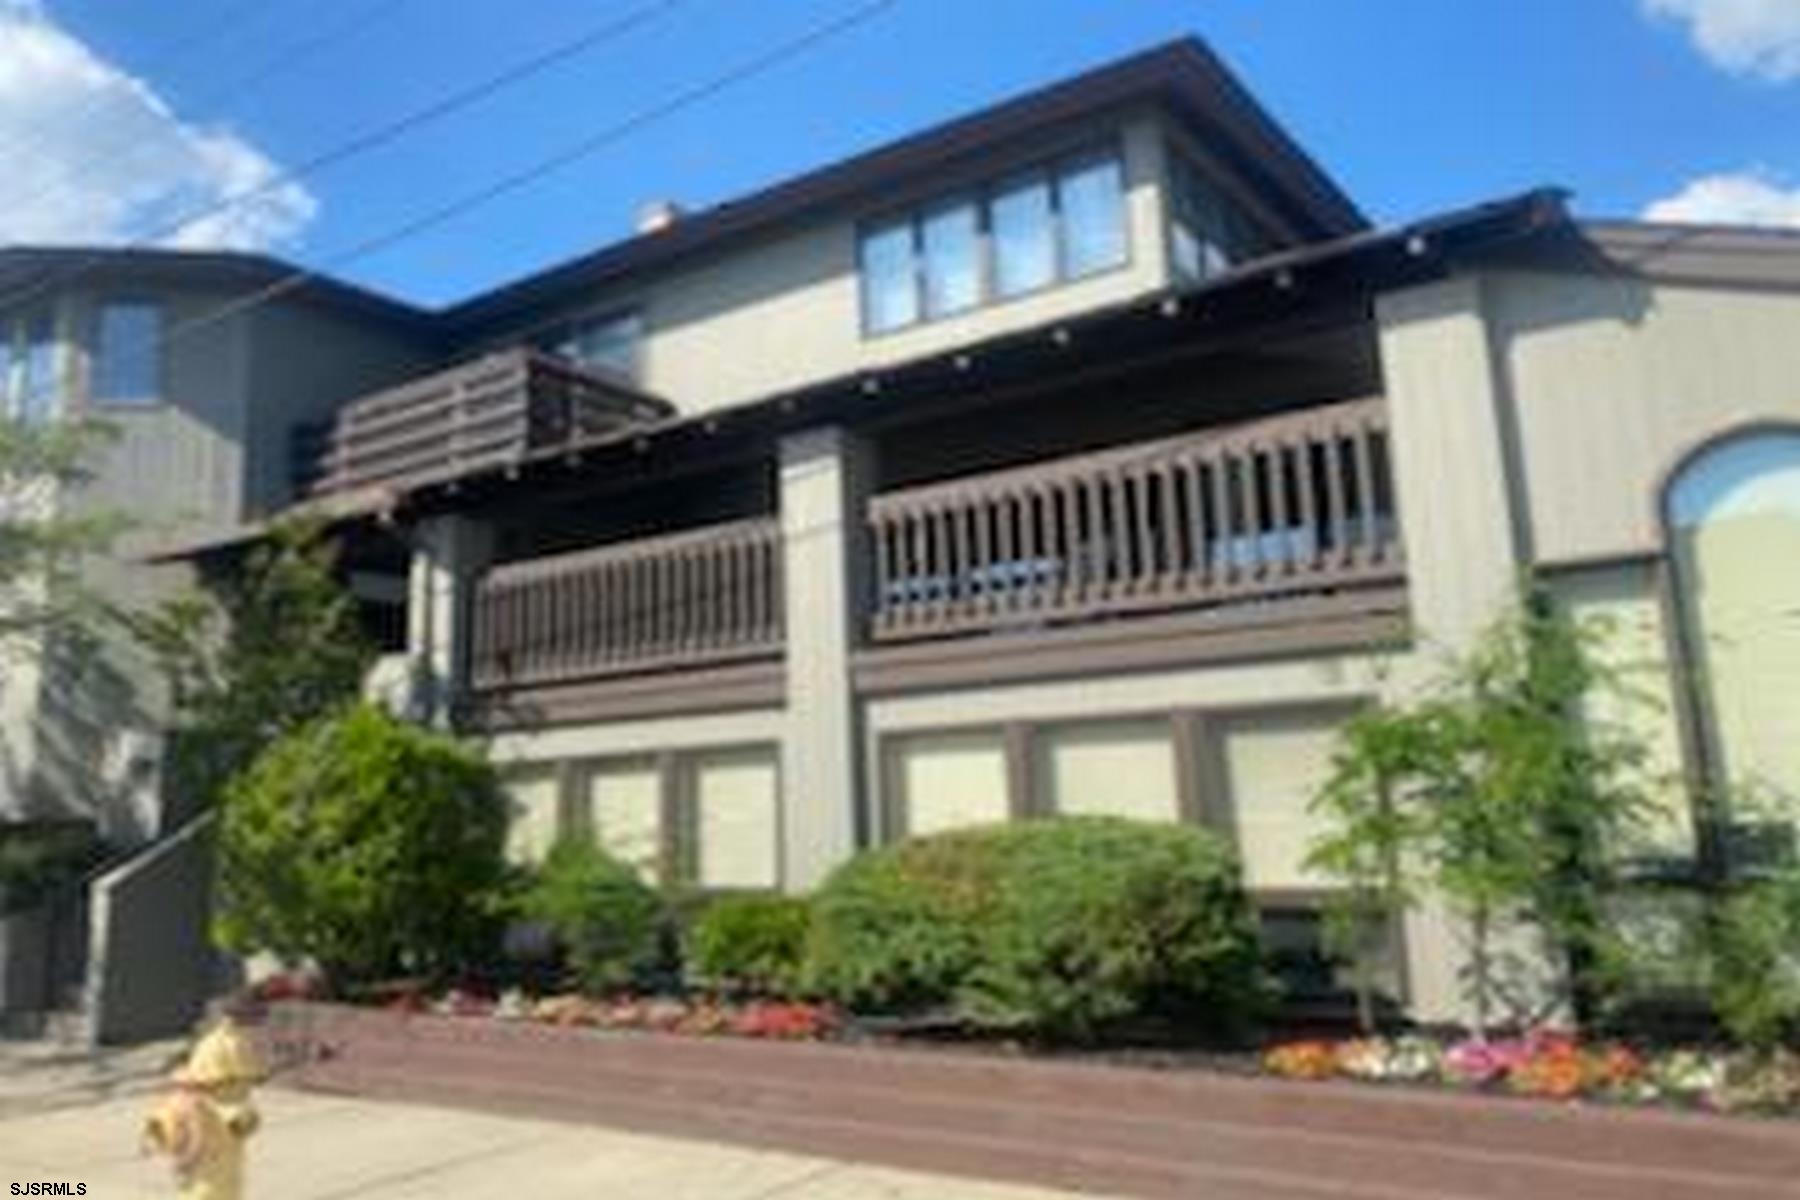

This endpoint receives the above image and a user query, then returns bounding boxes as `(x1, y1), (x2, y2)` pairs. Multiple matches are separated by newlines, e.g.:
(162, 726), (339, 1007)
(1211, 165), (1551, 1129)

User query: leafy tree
(0, 418), (119, 636)
(214, 703), (508, 985)
(1309, 586), (1660, 1035)
(129, 518), (373, 816)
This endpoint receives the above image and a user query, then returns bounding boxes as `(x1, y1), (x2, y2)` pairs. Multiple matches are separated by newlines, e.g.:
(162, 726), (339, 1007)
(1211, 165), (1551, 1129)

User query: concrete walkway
(0, 1086), (1117, 1199)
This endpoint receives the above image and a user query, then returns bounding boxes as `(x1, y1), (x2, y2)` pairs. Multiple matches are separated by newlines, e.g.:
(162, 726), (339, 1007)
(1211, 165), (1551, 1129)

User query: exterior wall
(1482, 270), (1800, 565)
(478, 109), (1174, 417)
(240, 300), (438, 521)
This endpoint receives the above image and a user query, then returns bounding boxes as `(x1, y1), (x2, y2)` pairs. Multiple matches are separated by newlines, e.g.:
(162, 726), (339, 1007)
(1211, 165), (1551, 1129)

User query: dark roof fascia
(440, 38), (1368, 336)
(0, 246), (437, 331)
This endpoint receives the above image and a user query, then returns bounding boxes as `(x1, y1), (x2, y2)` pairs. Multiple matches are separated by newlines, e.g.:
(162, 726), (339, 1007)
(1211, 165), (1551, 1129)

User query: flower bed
(252, 973), (1800, 1120)
(1263, 1030), (1800, 1116)
(250, 998), (1799, 1200)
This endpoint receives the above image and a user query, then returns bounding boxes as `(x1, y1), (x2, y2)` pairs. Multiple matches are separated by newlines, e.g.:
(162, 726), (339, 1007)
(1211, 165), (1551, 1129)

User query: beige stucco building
(8, 38), (1800, 1032)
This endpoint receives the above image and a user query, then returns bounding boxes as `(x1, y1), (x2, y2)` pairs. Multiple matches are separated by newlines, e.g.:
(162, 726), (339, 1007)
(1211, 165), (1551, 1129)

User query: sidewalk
(0, 1036), (185, 1120)
(0, 1086), (1116, 1199)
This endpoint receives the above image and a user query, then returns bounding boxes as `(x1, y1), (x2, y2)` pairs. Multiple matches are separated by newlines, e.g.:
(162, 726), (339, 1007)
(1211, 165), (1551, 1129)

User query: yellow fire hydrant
(142, 1011), (266, 1200)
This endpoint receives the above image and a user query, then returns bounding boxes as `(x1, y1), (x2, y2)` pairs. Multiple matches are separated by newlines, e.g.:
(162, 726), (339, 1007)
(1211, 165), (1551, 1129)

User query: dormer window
(859, 144), (1128, 336)
(540, 308), (642, 380)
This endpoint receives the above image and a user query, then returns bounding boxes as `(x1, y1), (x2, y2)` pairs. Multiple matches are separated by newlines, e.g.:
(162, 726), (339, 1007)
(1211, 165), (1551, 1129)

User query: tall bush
(214, 704), (507, 986)
(808, 818), (1266, 1041)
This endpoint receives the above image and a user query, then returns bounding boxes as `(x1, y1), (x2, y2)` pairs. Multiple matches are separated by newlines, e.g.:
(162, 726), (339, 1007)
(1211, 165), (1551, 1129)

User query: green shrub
(520, 839), (666, 994)
(0, 821), (107, 915)
(688, 894), (811, 996)
(214, 703), (508, 985)
(808, 817), (1267, 1040)
(1708, 879), (1800, 1048)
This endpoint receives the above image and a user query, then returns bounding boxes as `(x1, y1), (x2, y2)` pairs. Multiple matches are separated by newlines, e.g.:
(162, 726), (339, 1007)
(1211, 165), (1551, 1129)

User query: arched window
(1666, 430), (1800, 811)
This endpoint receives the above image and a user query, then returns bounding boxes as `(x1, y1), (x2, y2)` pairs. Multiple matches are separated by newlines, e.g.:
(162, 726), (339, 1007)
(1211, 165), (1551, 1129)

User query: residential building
(9, 38), (1800, 1031)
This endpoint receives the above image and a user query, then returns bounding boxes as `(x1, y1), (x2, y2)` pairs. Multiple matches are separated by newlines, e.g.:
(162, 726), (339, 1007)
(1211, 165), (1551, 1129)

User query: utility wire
(3, 0), (903, 425)
(0, 0), (415, 215)
(0, 0), (691, 315)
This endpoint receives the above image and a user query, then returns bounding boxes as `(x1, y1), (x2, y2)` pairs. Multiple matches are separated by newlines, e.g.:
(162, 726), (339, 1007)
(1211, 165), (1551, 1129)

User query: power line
(0, 0), (276, 165)
(0, 0), (691, 315)
(5, 0), (903, 427)
(0, 0), (415, 216)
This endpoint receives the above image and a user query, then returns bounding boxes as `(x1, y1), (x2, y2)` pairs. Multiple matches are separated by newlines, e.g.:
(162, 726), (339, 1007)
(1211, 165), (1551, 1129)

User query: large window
(1667, 431), (1800, 816)
(92, 301), (163, 407)
(858, 145), (1129, 335)
(1, 309), (60, 424)
(539, 308), (643, 380)
(1167, 152), (1262, 284)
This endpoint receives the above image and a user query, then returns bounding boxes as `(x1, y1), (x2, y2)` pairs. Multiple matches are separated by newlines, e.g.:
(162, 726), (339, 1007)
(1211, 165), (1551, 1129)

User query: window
(502, 770), (563, 866)
(888, 729), (1010, 837)
(990, 171), (1056, 297)
(585, 759), (663, 882)
(1037, 718), (1179, 822)
(856, 144), (1129, 334)
(1167, 153), (1260, 284)
(1667, 431), (1800, 815)
(860, 220), (918, 334)
(1, 309), (60, 424)
(92, 302), (162, 407)
(1220, 710), (1343, 891)
(920, 198), (980, 318)
(1057, 152), (1127, 278)
(541, 308), (642, 380)
(692, 747), (781, 890)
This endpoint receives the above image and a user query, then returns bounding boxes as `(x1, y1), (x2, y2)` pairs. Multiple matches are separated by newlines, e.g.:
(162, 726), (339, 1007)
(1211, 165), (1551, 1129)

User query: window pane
(93, 302), (161, 407)
(586, 759), (663, 883)
(694, 747), (780, 890)
(891, 730), (1009, 837)
(920, 199), (979, 318)
(502, 771), (561, 867)
(990, 173), (1055, 297)
(1168, 157), (1238, 283)
(16, 311), (58, 423)
(1036, 719), (1178, 822)
(860, 220), (918, 332)
(1058, 154), (1126, 277)
(1222, 710), (1343, 890)
(548, 310), (641, 379)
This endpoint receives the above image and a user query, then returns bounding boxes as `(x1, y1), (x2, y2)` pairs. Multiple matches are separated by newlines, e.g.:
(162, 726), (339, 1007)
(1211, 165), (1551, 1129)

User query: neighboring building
(0, 249), (439, 844)
(13, 38), (1800, 1029)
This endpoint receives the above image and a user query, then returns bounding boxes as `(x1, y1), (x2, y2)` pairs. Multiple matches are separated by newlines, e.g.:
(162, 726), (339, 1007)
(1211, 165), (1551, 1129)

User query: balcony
(293, 348), (668, 500)
(865, 397), (1402, 642)
(470, 517), (784, 693)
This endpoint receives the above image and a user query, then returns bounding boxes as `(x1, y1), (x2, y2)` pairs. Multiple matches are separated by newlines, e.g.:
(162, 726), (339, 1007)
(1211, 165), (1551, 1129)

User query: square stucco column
(407, 515), (494, 728)
(778, 427), (875, 890)
(1377, 273), (1529, 1024)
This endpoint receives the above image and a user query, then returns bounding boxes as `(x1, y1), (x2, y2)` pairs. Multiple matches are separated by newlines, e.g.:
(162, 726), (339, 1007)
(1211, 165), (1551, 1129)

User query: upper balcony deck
(292, 348), (669, 501)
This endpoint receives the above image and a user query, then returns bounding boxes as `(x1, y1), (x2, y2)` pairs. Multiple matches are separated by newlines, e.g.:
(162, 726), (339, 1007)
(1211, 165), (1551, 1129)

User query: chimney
(636, 199), (684, 235)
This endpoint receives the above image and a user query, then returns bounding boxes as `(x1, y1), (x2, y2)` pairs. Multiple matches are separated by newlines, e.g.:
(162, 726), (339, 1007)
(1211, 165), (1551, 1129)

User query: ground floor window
(1034, 717), (1180, 822)
(502, 743), (783, 889)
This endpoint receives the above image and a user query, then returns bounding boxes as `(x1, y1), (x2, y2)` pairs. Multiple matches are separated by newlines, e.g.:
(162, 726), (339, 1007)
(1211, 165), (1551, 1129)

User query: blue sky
(3, 0), (1798, 305)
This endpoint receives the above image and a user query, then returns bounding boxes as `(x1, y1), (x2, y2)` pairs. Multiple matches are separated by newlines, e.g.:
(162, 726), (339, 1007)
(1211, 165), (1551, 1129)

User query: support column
(406, 515), (493, 728)
(778, 427), (875, 890)
(1376, 273), (1527, 1025)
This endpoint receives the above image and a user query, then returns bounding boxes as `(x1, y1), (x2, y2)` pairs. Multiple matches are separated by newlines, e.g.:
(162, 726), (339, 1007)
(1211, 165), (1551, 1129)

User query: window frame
(89, 299), (165, 410)
(855, 139), (1132, 338)
(537, 304), (646, 382)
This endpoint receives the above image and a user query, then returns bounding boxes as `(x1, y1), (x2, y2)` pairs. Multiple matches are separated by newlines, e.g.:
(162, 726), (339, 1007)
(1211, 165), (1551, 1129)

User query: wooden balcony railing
(470, 517), (783, 691)
(866, 398), (1402, 642)
(293, 349), (667, 499)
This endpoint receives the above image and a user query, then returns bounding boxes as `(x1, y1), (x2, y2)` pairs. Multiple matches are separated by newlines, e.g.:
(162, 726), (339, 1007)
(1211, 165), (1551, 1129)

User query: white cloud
(1643, 0), (1800, 82)
(0, 0), (315, 250)
(1643, 168), (1800, 227)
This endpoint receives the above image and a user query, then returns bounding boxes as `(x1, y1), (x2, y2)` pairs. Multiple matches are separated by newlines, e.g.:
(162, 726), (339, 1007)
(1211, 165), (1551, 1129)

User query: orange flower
(1263, 1041), (1339, 1081)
